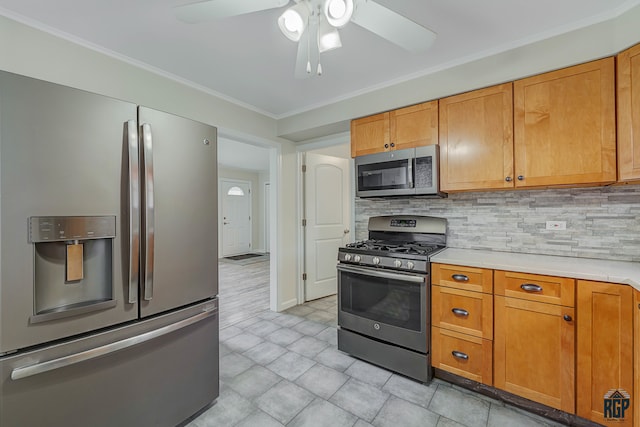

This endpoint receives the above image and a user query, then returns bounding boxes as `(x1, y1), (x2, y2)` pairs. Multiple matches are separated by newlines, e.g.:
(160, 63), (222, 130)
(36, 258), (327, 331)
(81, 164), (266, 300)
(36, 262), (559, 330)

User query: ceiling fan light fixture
(323, 0), (353, 28)
(318, 19), (342, 53)
(278, 3), (309, 41)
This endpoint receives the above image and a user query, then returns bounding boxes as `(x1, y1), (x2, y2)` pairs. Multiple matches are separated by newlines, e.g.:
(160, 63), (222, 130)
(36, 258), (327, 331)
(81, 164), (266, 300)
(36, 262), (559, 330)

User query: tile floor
(187, 279), (565, 427)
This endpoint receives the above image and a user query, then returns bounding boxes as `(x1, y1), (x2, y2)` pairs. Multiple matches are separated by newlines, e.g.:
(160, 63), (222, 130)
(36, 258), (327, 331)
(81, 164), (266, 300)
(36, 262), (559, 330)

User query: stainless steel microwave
(355, 145), (444, 198)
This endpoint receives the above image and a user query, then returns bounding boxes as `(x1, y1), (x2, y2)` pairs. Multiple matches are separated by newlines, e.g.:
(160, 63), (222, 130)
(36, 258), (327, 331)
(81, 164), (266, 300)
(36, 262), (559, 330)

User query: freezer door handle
(11, 306), (218, 380)
(127, 120), (140, 304)
(141, 123), (155, 301)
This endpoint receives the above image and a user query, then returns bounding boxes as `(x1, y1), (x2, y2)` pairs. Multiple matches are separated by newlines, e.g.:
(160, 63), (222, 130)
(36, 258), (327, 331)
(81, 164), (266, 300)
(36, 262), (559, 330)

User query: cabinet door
(617, 43), (640, 182)
(494, 296), (575, 412)
(514, 58), (616, 187)
(439, 83), (514, 192)
(351, 112), (389, 157)
(577, 281), (633, 426)
(389, 101), (438, 151)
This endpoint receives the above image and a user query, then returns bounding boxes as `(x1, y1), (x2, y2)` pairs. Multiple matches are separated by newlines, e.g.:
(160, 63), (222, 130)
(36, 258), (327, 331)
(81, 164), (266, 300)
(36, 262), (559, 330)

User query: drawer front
(494, 270), (575, 307)
(432, 285), (493, 339)
(432, 264), (493, 293)
(432, 327), (493, 385)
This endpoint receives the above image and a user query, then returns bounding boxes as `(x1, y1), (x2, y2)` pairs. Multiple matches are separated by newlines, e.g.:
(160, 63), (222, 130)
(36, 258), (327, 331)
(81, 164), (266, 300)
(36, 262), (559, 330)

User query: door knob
(343, 229), (350, 234)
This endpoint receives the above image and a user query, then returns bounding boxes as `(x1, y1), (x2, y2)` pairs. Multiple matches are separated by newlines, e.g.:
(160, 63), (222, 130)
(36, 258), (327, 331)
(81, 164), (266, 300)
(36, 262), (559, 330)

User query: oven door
(337, 264), (428, 353)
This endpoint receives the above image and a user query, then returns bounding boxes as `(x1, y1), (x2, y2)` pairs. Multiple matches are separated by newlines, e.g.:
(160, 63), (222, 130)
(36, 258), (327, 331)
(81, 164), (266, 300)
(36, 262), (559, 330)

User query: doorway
(220, 179), (252, 257)
(302, 150), (352, 301)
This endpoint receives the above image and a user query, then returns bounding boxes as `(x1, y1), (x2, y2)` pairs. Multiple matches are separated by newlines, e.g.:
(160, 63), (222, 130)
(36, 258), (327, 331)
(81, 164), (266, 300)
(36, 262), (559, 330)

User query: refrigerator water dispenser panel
(29, 216), (117, 324)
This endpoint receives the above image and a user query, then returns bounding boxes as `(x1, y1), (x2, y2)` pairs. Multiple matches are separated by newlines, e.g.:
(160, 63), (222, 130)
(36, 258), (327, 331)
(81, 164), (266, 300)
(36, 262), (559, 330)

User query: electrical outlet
(545, 221), (567, 230)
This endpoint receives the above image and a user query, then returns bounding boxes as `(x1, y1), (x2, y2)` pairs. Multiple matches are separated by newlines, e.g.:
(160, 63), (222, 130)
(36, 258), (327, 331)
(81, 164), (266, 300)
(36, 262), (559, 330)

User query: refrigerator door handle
(11, 306), (218, 380)
(127, 119), (139, 304)
(141, 123), (155, 301)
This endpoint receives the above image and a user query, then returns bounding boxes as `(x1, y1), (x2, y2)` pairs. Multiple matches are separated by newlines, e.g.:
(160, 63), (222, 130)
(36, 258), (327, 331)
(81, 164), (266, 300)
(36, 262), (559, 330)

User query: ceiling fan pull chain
(306, 16), (312, 74)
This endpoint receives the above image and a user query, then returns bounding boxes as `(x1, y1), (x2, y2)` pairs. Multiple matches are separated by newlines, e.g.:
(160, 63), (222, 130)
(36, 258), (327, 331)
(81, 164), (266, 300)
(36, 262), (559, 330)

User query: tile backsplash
(355, 184), (640, 262)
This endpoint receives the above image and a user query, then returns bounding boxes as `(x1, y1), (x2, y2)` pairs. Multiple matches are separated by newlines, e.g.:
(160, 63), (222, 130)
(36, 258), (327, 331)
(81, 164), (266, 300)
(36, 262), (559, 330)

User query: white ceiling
(1, 0), (638, 120)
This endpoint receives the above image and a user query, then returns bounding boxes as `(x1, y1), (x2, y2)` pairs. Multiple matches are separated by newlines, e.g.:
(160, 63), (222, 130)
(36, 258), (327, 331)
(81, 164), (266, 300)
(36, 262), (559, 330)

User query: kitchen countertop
(430, 248), (640, 291)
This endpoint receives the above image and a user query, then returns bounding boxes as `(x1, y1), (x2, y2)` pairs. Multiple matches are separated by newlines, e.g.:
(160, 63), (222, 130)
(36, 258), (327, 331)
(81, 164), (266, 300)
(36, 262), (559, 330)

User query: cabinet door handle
(520, 283), (543, 293)
(452, 351), (469, 360)
(505, 176), (512, 182)
(384, 143), (389, 148)
(452, 274), (469, 282)
(563, 314), (572, 322)
(390, 142), (395, 148)
(517, 175), (524, 181)
(452, 308), (469, 317)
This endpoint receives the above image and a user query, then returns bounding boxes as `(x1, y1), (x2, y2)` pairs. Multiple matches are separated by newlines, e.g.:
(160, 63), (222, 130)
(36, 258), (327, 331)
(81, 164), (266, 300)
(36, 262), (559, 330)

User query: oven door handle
(337, 264), (425, 283)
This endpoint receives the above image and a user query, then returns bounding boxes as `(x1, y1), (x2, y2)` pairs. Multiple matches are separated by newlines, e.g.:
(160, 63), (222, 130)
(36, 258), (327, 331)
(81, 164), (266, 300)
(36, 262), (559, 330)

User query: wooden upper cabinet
(577, 281), (634, 426)
(513, 58), (617, 188)
(351, 112), (389, 157)
(351, 101), (438, 157)
(617, 43), (640, 182)
(389, 101), (438, 151)
(439, 83), (514, 192)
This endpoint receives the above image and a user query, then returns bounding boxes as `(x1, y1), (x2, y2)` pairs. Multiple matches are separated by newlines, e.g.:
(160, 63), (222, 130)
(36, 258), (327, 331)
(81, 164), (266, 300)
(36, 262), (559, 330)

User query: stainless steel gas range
(337, 215), (446, 382)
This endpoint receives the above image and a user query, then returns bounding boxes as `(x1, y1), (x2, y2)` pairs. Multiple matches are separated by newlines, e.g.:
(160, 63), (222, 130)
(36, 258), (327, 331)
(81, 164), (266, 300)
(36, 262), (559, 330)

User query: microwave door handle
(408, 158), (414, 187)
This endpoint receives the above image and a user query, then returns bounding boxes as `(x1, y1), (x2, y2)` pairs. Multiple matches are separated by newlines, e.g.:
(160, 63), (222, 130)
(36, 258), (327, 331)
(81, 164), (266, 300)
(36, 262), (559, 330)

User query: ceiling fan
(174, 0), (437, 78)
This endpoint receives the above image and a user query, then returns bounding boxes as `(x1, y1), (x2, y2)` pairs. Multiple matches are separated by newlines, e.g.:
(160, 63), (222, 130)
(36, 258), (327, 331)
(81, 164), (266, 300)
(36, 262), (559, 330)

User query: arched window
(227, 186), (245, 196)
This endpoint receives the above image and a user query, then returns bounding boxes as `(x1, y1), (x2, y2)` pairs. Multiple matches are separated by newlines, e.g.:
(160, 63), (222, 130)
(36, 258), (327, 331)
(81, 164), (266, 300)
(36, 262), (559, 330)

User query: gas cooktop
(338, 215), (447, 273)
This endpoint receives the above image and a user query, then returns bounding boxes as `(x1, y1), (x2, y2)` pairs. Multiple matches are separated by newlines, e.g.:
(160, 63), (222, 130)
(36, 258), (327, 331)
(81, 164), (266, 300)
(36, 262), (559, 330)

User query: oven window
(339, 269), (423, 332)
(357, 159), (411, 191)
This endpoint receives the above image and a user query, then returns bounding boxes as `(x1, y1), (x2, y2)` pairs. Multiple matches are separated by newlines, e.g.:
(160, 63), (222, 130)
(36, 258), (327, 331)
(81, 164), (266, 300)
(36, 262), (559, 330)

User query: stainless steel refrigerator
(0, 70), (219, 426)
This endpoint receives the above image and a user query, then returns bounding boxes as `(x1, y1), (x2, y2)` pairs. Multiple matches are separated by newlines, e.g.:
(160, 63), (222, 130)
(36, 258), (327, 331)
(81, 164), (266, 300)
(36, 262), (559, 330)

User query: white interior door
(304, 153), (350, 301)
(221, 179), (251, 257)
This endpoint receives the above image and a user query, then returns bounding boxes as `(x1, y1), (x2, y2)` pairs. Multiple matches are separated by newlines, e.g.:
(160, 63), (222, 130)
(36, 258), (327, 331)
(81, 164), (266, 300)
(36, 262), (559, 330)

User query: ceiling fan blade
(351, 0), (436, 52)
(175, 0), (290, 23)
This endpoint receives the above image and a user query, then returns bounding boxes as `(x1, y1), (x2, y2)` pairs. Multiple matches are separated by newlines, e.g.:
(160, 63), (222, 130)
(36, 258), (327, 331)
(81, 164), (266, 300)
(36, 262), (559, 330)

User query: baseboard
(277, 298), (298, 312)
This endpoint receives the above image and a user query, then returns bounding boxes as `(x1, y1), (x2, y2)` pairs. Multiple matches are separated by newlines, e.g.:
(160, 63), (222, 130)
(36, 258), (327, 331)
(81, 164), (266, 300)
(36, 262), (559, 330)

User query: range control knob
(372, 257), (380, 265)
(394, 259), (402, 268)
(406, 261), (415, 270)
(344, 253), (352, 261)
(353, 255), (361, 263)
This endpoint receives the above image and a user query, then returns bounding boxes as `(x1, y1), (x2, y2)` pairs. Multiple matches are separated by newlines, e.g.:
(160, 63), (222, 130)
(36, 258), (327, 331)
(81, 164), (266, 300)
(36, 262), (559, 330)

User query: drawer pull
(563, 314), (572, 322)
(451, 308), (469, 317)
(452, 351), (469, 360)
(520, 283), (543, 293)
(451, 274), (469, 282)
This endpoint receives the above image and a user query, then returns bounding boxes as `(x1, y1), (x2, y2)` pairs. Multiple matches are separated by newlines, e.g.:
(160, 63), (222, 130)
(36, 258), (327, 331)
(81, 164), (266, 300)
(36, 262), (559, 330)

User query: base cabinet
(431, 264), (493, 385)
(577, 280), (634, 426)
(494, 275), (575, 413)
